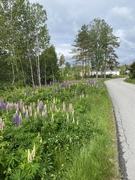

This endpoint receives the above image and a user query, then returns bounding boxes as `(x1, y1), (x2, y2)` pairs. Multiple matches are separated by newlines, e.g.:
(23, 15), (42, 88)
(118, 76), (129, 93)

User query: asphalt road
(105, 78), (135, 180)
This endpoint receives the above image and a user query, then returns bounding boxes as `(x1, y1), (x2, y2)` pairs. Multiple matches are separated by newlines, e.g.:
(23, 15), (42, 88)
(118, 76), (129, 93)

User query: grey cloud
(30, 0), (135, 64)
(107, 6), (135, 28)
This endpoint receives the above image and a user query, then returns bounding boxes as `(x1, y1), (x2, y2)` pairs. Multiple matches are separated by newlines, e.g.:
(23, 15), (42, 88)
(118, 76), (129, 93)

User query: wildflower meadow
(0, 80), (120, 180)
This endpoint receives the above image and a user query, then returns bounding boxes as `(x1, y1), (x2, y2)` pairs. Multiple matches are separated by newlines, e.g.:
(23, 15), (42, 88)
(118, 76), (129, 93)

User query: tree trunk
(36, 34), (41, 87)
(11, 62), (15, 85)
(37, 54), (41, 87)
(96, 69), (98, 79)
(103, 56), (107, 78)
(28, 50), (35, 87)
(44, 64), (47, 85)
(19, 58), (26, 85)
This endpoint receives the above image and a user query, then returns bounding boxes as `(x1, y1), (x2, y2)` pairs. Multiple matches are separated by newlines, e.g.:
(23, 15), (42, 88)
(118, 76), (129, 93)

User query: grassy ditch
(0, 80), (120, 180)
(65, 83), (120, 180)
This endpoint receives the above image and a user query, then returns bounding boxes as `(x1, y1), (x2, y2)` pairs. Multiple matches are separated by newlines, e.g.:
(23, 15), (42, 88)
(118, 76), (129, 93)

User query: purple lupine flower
(61, 82), (66, 87)
(0, 100), (5, 110)
(38, 101), (44, 111)
(89, 79), (95, 86)
(0, 119), (4, 130)
(13, 111), (20, 126)
(66, 82), (70, 88)
(50, 81), (53, 86)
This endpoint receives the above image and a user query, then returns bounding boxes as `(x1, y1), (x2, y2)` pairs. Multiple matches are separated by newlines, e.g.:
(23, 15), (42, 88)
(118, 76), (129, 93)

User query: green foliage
(125, 78), (135, 84)
(0, 0), (50, 87)
(129, 62), (135, 79)
(0, 80), (119, 179)
(40, 45), (60, 84)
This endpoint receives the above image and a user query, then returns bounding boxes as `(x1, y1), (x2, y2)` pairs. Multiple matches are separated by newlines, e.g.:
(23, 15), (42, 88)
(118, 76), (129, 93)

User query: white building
(90, 68), (120, 76)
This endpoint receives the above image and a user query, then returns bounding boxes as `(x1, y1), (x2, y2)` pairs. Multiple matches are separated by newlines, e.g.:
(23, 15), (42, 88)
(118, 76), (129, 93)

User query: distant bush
(129, 62), (135, 79)
(125, 78), (135, 84)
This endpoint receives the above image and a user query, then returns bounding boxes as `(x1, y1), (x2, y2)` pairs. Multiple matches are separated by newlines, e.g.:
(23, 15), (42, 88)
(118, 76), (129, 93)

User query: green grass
(64, 85), (120, 180)
(125, 78), (135, 84)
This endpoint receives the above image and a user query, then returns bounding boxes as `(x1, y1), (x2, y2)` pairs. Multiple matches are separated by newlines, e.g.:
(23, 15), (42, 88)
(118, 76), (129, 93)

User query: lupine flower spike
(62, 102), (66, 111)
(69, 103), (73, 113)
(51, 113), (54, 123)
(0, 119), (4, 130)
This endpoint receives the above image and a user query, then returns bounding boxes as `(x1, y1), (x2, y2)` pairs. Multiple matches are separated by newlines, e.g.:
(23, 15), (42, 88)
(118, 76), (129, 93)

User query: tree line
(0, 0), (59, 87)
(71, 18), (120, 78)
(0, 1), (121, 88)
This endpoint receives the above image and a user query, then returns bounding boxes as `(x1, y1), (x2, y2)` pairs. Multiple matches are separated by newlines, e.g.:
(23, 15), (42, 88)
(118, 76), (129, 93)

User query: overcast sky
(30, 0), (135, 65)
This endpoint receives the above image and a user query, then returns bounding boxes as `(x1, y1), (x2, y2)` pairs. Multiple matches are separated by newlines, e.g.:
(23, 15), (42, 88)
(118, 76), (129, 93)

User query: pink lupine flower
(0, 100), (5, 110)
(69, 103), (73, 113)
(62, 102), (66, 111)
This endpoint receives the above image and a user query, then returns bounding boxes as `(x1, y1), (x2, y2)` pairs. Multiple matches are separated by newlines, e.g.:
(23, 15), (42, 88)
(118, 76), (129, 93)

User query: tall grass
(64, 87), (120, 180)
(125, 78), (135, 84)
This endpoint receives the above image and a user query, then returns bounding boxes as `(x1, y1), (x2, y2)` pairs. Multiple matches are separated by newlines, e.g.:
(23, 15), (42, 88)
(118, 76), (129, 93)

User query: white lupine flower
(27, 144), (36, 163)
